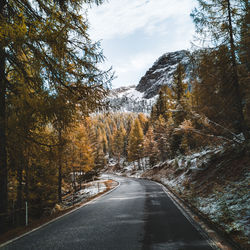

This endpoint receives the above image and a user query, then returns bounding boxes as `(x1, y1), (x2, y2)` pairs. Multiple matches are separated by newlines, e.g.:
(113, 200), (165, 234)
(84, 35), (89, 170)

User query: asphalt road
(1, 175), (214, 250)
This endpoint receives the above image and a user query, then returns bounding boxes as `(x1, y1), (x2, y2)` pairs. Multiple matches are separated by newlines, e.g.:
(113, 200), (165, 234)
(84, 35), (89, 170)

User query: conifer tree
(113, 124), (126, 166)
(101, 128), (108, 155)
(172, 63), (189, 127)
(0, 0), (112, 222)
(151, 86), (174, 121)
(143, 126), (159, 167)
(154, 115), (172, 160)
(191, 0), (249, 139)
(128, 118), (144, 168)
(172, 63), (187, 104)
(138, 113), (148, 134)
(155, 86), (169, 120)
(238, 0), (250, 128)
(94, 127), (106, 168)
(192, 46), (244, 134)
(239, 0), (250, 72)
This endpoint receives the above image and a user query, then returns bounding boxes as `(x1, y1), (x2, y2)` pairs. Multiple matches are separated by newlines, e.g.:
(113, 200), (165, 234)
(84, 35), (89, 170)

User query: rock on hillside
(136, 50), (191, 98)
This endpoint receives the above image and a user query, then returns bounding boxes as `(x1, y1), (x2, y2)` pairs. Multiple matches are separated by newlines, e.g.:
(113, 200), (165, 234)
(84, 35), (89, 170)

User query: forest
(0, 0), (249, 247)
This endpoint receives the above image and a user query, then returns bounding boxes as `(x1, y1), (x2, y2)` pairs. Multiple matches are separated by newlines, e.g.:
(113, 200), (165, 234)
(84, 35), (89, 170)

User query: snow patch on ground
(158, 148), (249, 244)
(107, 85), (156, 113)
(62, 180), (112, 207)
(196, 172), (250, 237)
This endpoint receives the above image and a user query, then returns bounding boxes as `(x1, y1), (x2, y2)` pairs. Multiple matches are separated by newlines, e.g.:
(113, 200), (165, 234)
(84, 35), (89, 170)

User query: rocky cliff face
(108, 50), (192, 113)
(136, 50), (191, 98)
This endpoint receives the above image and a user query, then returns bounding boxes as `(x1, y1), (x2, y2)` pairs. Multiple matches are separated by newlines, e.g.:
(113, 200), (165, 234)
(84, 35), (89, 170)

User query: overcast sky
(88, 0), (197, 89)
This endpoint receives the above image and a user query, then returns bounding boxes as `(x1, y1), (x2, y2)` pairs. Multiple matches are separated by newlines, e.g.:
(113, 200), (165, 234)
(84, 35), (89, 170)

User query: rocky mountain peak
(107, 50), (192, 113)
(136, 50), (190, 98)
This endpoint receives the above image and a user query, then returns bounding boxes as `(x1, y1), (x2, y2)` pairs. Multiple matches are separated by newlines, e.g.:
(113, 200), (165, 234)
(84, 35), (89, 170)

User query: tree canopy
(0, 0), (112, 229)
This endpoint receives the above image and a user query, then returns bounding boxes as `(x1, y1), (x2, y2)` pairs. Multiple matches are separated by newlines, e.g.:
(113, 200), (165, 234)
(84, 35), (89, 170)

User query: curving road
(1, 175), (214, 250)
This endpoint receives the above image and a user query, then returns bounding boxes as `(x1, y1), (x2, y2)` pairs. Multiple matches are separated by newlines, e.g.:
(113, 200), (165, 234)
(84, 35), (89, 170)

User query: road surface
(1, 175), (214, 250)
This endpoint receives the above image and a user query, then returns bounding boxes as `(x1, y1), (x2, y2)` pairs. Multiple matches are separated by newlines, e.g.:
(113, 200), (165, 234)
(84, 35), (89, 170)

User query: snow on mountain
(108, 85), (156, 113)
(136, 50), (191, 98)
(108, 50), (192, 113)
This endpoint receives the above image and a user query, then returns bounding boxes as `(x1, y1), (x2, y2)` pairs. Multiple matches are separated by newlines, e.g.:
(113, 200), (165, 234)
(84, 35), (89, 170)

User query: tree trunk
(137, 158), (141, 170)
(0, 44), (8, 232)
(58, 128), (63, 203)
(226, 0), (249, 139)
(16, 162), (23, 226)
(242, 0), (250, 71)
(118, 153), (120, 167)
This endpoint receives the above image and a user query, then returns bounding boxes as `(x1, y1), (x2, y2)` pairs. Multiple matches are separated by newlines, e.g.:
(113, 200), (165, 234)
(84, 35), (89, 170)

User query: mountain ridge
(108, 49), (191, 113)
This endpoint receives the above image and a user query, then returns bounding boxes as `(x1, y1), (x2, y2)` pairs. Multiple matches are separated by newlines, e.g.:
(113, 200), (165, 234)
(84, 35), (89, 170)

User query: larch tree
(128, 118), (144, 168)
(239, 0), (249, 71)
(94, 127), (106, 169)
(172, 63), (187, 104)
(0, 0), (112, 227)
(191, 0), (249, 139)
(238, 0), (250, 128)
(143, 126), (159, 167)
(138, 113), (148, 134)
(172, 63), (189, 127)
(192, 46), (244, 134)
(151, 85), (174, 122)
(113, 124), (126, 166)
(154, 86), (169, 120)
(101, 128), (108, 156)
(153, 115), (172, 160)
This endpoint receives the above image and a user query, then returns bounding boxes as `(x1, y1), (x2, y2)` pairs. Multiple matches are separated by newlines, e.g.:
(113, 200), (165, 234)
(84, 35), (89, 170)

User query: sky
(88, 0), (197, 89)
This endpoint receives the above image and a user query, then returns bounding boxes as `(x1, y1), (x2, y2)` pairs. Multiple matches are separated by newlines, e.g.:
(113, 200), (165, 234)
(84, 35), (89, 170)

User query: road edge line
(154, 181), (219, 250)
(0, 179), (120, 248)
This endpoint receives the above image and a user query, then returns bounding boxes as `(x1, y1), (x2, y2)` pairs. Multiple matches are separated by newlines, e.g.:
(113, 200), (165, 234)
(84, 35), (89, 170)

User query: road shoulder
(154, 180), (242, 250)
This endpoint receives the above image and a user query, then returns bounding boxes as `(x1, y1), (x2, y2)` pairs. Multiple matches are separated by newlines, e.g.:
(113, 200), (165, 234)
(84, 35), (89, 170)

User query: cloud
(130, 53), (156, 71)
(114, 52), (157, 85)
(87, 0), (197, 88)
(88, 0), (196, 40)
(116, 52), (156, 73)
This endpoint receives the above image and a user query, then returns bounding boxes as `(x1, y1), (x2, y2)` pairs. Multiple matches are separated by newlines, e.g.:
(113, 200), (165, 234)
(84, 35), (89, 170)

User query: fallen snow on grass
(156, 148), (249, 245)
(196, 172), (250, 239)
(79, 181), (107, 196)
(62, 180), (110, 207)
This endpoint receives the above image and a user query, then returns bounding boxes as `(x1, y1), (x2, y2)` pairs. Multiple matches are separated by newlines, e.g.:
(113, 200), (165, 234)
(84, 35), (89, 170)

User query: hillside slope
(110, 144), (249, 249)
